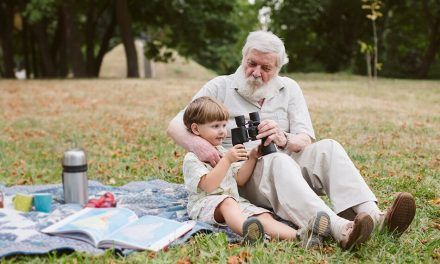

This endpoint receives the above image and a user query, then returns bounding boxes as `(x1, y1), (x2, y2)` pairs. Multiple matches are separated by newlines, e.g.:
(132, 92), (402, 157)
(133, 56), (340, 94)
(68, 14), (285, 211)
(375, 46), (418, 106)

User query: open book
(41, 207), (196, 251)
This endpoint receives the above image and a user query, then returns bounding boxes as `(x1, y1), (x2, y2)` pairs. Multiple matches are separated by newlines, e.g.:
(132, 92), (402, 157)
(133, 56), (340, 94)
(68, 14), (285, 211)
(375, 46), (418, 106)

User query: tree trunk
(418, 27), (440, 78)
(365, 52), (372, 82)
(32, 21), (56, 77)
(144, 58), (154, 78)
(115, 0), (139, 78)
(418, 4), (440, 78)
(57, 8), (68, 77)
(0, 1), (16, 78)
(94, 9), (117, 76)
(51, 8), (67, 77)
(372, 19), (378, 80)
(30, 29), (39, 78)
(85, 1), (97, 76)
(22, 16), (30, 78)
(62, 0), (86, 78)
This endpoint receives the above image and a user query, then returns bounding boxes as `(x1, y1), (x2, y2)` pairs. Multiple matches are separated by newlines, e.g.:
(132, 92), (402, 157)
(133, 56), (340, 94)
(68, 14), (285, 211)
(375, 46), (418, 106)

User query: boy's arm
(235, 147), (260, 186)
(235, 158), (258, 187)
(198, 157), (232, 193)
(198, 145), (247, 193)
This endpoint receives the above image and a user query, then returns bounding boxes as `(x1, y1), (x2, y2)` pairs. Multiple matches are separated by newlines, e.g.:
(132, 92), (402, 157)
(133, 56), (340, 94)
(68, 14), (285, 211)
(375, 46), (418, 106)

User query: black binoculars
(231, 112), (277, 156)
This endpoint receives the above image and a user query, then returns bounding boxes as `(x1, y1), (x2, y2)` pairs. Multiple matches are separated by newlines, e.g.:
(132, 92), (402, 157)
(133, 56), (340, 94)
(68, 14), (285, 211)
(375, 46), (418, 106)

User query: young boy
(182, 96), (331, 247)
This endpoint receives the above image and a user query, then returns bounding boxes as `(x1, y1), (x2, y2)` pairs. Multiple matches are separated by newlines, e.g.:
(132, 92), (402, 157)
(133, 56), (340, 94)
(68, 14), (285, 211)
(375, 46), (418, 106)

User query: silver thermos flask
(62, 148), (88, 205)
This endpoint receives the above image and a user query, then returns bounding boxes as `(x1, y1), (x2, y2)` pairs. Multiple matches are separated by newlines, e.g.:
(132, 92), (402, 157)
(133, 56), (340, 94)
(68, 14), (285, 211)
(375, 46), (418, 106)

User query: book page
(99, 215), (196, 251)
(42, 208), (138, 246)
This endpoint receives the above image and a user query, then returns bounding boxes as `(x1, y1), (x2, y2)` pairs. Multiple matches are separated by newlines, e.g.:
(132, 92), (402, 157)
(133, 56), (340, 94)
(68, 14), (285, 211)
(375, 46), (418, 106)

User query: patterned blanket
(0, 180), (240, 258)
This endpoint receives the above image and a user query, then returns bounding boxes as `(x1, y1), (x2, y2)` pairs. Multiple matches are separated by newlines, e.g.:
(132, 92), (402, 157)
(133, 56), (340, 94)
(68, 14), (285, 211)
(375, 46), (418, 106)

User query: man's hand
(256, 119), (287, 147)
(191, 136), (222, 166)
(224, 144), (248, 163)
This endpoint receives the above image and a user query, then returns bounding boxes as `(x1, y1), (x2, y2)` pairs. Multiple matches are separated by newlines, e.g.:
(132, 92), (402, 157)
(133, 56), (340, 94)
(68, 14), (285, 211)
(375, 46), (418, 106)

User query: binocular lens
(231, 127), (248, 145)
(249, 112), (260, 122)
(235, 116), (246, 127)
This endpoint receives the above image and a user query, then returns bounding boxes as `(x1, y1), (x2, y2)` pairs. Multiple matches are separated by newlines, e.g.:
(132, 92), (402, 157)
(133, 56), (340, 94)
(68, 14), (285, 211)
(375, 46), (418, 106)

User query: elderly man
(167, 31), (415, 249)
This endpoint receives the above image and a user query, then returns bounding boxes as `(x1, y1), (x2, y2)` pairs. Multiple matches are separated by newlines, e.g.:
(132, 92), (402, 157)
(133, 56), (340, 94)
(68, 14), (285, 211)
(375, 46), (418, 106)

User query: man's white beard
(235, 66), (279, 102)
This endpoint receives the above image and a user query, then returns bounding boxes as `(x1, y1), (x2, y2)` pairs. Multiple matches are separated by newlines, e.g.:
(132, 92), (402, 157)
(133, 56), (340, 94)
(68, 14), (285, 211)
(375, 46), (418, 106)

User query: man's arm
(283, 132), (312, 153)
(167, 112), (221, 166)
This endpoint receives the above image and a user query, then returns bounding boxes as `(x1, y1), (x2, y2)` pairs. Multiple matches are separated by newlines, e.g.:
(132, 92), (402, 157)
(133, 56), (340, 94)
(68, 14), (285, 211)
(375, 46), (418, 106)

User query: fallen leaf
(428, 198), (440, 205)
(177, 256), (191, 264)
(239, 250), (251, 262)
(227, 256), (240, 264)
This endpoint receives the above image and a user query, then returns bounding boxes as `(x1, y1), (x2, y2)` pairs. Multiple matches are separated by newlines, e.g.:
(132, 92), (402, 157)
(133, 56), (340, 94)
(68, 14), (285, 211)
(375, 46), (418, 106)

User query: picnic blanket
(0, 179), (240, 258)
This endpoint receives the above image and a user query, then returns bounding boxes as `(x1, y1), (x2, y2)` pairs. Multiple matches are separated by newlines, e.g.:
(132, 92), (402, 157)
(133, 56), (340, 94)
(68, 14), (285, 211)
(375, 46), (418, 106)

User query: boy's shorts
(195, 194), (271, 226)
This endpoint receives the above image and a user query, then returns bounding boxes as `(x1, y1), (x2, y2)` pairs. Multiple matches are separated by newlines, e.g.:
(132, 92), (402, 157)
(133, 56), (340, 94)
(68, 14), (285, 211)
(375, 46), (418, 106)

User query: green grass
(0, 75), (439, 263)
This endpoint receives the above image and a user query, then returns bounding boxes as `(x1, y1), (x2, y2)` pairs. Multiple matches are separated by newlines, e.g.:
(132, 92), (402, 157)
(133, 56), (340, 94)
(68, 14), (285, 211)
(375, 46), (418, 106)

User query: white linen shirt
(188, 67), (315, 149)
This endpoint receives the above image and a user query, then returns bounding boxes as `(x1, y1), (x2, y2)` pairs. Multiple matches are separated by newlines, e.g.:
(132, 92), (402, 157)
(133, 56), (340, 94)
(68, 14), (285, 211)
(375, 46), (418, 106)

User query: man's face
(244, 49), (278, 86)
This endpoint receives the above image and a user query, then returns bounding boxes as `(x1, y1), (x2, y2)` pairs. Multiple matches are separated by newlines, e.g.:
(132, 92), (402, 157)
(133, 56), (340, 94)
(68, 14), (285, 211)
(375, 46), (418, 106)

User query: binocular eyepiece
(231, 112), (277, 156)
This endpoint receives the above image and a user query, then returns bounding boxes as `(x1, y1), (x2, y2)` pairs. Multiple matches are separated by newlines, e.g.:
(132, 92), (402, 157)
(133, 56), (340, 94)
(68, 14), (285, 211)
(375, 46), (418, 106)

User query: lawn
(0, 74), (439, 263)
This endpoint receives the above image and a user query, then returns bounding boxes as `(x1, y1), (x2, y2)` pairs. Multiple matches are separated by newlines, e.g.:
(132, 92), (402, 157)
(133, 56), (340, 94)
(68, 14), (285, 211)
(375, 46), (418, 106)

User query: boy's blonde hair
(183, 96), (229, 132)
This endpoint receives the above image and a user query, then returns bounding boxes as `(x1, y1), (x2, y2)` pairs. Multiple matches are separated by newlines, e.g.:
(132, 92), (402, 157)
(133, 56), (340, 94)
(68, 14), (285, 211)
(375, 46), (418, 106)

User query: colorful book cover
(42, 208), (195, 251)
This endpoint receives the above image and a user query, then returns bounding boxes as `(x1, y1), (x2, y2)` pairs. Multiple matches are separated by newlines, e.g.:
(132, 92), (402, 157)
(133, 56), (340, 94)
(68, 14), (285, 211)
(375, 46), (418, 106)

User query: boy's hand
(248, 145), (262, 159)
(225, 144), (248, 163)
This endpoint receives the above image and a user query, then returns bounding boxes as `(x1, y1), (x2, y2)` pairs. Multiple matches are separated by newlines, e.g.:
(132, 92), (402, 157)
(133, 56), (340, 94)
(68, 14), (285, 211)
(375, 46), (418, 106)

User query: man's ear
(190, 123), (200, 135)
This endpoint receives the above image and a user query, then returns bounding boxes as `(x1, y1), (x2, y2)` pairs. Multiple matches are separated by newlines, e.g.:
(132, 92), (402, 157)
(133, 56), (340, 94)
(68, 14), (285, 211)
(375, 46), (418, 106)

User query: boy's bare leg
(215, 198), (297, 240)
(256, 213), (297, 240)
(214, 197), (247, 235)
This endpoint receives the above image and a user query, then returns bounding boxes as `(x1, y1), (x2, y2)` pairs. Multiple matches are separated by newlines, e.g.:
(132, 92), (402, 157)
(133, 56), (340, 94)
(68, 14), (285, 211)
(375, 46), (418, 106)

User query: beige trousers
(238, 139), (377, 228)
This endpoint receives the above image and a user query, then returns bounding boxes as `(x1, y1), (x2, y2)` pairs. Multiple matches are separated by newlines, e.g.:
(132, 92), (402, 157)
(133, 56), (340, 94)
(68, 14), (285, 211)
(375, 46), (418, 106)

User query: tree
(61, 0), (86, 77)
(418, 0), (440, 78)
(362, 0), (383, 80)
(0, 0), (254, 78)
(264, 0), (440, 78)
(134, 0), (258, 74)
(0, 0), (16, 78)
(266, 0), (366, 73)
(358, 40), (373, 80)
(115, 0), (138, 78)
(2, 0), (438, 79)
(379, 0), (440, 78)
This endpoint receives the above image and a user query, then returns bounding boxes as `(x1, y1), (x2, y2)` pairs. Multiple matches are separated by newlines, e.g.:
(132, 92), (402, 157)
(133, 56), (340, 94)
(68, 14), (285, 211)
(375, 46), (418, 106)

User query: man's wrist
(279, 131), (289, 150)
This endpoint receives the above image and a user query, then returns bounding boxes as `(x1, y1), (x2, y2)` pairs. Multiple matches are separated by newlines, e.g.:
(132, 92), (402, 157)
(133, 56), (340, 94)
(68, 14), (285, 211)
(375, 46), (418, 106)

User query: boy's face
(191, 120), (228, 146)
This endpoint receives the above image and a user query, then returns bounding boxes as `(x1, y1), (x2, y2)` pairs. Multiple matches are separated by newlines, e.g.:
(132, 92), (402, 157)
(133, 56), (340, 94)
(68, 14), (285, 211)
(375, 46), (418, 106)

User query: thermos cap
(63, 148), (87, 166)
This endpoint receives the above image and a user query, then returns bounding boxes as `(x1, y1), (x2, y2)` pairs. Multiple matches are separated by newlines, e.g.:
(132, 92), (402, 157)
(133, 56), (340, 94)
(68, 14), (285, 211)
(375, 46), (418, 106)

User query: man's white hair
(241, 31), (289, 71)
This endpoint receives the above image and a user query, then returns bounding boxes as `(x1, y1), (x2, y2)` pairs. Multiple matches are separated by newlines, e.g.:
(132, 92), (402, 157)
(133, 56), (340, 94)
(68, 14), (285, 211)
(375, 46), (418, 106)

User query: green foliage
(3, 0), (258, 78)
(136, 0), (259, 74)
(2, 0), (439, 78)
(265, 0), (440, 78)
(23, 0), (57, 23)
(358, 40), (373, 54)
(267, 0), (367, 73)
(379, 0), (440, 78)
